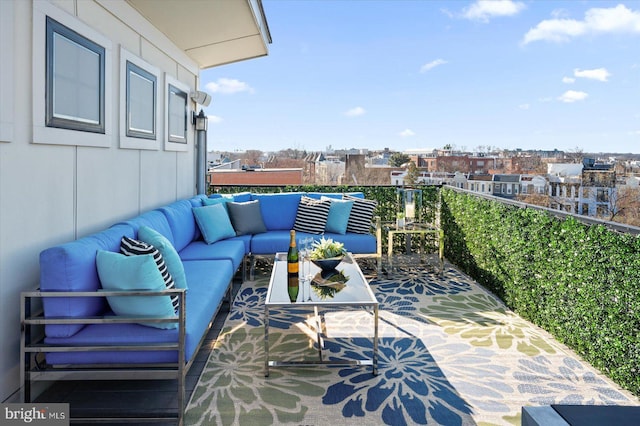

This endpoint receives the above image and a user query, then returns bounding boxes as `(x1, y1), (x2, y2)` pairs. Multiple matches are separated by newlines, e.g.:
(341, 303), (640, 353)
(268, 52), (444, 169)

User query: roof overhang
(125, 0), (271, 69)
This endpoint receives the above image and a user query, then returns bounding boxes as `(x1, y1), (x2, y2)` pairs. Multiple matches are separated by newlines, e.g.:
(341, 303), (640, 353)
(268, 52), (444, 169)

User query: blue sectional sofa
(20, 191), (381, 424)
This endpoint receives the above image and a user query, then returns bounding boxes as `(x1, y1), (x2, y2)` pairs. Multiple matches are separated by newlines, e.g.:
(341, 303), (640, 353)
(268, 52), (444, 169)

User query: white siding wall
(0, 0), (200, 400)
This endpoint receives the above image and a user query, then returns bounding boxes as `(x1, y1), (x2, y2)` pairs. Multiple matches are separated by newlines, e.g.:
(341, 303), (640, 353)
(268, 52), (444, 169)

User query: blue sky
(200, 0), (640, 154)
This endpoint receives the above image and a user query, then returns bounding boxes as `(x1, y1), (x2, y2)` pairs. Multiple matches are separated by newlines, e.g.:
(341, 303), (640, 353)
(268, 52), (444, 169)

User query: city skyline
(200, 0), (640, 154)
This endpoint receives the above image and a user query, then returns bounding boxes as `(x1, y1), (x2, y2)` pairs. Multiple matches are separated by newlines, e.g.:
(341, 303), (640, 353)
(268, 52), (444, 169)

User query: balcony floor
(35, 256), (638, 425)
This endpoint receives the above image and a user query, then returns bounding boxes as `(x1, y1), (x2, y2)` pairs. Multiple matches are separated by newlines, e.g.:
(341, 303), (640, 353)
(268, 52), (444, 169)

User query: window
(126, 62), (156, 138)
(165, 74), (190, 150)
(46, 17), (105, 133)
(33, 1), (112, 147)
(119, 47), (160, 150)
(168, 85), (187, 143)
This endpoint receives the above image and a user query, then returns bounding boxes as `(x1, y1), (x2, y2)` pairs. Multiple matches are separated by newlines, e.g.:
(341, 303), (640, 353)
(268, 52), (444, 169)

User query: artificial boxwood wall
(441, 187), (640, 396)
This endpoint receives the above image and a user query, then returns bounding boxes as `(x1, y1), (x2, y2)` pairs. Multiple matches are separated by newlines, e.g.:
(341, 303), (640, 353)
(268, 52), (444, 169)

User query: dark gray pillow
(227, 200), (268, 236)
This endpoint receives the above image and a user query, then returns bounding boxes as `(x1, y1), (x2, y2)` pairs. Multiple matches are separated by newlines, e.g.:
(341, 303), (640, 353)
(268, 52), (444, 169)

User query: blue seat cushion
(160, 200), (200, 252)
(250, 230), (291, 254)
(179, 239), (246, 271)
(118, 210), (174, 244)
(323, 232), (377, 254)
(251, 193), (303, 231)
(40, 223), (135, 338)
(44, 259), (233, 365)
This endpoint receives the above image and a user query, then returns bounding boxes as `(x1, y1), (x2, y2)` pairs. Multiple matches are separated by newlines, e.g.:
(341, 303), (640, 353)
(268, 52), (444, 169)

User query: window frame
(126, 61), (156, 139)
(164, 74), (190, 151)
(45, 16), (105, 134)
(32, 1), (112, 147)
(119, 47), (161, 150)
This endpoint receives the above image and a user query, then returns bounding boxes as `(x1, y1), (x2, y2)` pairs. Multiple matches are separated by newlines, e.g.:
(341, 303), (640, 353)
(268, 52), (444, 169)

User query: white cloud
(562, 76), (575, 84)
(345, 106), (366, 117)
(518, 103), (530, 110)
(420, 59), (448, 73)
(205, 78), (254, 94)
(523, 4), (640, 44)
(558, 90), (588, 103)
(463, 0), (526, 22)
(574, 67), (611, 82)
(399, 129), (416, 137)
(207, 115), (223, 124)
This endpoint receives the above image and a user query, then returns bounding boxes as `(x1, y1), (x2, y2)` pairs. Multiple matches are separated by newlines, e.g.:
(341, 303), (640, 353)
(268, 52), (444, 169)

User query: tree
(405, 161), (420, 186)
(389, 152), (410, 167)
(608, 186), (640, 226)
(565, 146), (584, 163)
(241, 150), (263, 167)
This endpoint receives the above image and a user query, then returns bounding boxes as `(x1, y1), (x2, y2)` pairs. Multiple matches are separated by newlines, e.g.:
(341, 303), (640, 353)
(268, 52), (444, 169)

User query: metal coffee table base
(264, 304), (378, 377)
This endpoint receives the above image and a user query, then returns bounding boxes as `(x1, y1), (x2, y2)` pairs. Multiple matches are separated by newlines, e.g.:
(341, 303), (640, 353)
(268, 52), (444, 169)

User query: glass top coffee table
(264, 252), (379, 377)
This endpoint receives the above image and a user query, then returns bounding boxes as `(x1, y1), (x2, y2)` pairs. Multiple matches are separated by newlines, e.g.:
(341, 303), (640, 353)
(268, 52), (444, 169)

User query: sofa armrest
(21, 288), (186, 361)
(22, 288), (185, 328)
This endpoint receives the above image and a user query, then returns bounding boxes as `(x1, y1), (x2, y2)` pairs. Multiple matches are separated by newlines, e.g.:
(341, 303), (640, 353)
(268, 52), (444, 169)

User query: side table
(385, 222), (444, 275)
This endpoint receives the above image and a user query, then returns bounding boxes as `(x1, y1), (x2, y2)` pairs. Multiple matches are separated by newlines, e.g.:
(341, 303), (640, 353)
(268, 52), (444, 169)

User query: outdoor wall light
(190, 90), (211, 106)
(193, 109), (208, 131)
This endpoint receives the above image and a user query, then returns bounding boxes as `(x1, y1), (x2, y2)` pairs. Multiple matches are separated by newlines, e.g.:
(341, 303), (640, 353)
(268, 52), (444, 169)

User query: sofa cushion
(323, 232), (377, 254)
(179, 239), (246, 271)
(227, 200), (267, 236)
(44, 259), (233, 365)
(193, 204), (237, 244)
(250, 230), (292, 254)
(251, 193), (303, 230)
(202, 196), (232, 211)
(138, 226), (188, 290)
(120, 236), (178, 311)
(323, 197), (354, 235)
(96, 250), (177, 330)
(119, 210), (174, 245)
(160, 200), (201, 252)
(293, 196), (331, 235)
(344, 194), (377, 234)
(40, 223), (135, 338)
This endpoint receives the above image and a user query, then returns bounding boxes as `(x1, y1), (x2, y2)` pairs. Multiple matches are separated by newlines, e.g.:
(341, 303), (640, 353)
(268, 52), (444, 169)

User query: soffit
(125, 0), (271, 69)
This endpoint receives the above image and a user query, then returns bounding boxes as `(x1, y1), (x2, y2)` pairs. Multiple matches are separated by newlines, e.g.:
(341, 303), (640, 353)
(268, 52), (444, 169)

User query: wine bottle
(287, 230), (299, 302)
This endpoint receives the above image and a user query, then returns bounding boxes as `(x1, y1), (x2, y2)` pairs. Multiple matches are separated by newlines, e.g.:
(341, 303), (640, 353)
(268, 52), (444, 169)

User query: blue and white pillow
(293, 196), (332, 234)
(343, 194), (377, 234)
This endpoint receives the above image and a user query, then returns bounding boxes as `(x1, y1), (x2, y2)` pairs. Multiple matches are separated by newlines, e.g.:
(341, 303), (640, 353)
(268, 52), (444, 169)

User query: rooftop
(35, 255), (639, 424)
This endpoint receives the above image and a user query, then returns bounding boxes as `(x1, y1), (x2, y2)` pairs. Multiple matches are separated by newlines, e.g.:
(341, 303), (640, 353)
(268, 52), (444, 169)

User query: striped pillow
(293, 196), (331, 234)
(120, 236), (178, 312)
(344, 194), (377, 234)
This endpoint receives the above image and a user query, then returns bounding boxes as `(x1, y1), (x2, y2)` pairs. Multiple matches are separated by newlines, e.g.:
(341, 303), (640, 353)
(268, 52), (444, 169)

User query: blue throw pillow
(96, 250), (177, 329)
(193, 203), (236, 244)
(323, 197), (354, 234)
(137, 226), (188, 290)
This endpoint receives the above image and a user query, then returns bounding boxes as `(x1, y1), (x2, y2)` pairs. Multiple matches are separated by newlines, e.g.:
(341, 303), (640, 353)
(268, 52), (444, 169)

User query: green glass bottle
(287, 230), (299, 302)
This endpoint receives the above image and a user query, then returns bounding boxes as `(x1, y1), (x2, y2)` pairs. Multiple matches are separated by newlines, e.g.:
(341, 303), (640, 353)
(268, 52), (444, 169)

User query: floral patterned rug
(185, 257), (637, 425)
